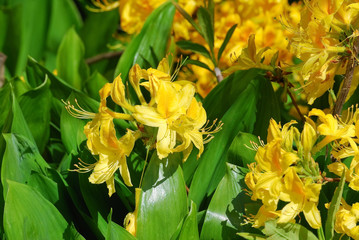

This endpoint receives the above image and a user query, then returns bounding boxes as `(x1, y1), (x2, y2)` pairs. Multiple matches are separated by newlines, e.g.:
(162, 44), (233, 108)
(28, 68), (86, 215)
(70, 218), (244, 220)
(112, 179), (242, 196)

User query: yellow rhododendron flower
(133, 81), (195, 159)
(66, 83), (139, 196)
(278, 168), (322, 229)
(309, 108), (355, 152)
(245, 138), (299, 209)
(334, 199), (359, 239)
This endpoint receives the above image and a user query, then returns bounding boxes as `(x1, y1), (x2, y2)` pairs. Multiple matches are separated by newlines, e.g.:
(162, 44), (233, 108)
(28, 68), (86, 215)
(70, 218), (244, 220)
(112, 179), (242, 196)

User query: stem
(214, 67), (223, 82)
(0, 52), (7, 88)
(287, 88), (305, 122)
(85, 51), (123, 65)
(323, 176), (341, 182)
(139, 147), (150, 188)
(333, 37), (359, 116)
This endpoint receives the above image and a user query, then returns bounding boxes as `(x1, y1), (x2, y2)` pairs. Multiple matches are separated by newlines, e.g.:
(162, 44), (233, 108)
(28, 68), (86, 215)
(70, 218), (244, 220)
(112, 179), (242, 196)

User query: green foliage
(1, 0), (358, 239)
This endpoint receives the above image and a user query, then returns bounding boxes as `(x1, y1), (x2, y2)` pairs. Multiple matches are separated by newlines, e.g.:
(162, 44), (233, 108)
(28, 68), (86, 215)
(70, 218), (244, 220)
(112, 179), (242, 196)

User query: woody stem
(287, 89), (305, 122)
(333, 37), (359, 116)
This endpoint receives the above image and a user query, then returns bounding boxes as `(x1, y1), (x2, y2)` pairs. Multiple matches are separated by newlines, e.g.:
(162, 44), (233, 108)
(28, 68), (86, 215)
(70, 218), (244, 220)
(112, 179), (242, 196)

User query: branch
(85, 51), (123, 65)
(0, 52), (7, 88)
(287, 88), (305, 122)
(333, 37), (359, 116)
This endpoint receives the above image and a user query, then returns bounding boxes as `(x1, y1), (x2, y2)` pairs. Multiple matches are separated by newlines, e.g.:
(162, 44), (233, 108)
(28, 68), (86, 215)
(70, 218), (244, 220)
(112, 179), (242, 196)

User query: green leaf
(0, 82), (11, 131)
(136, 153), (188, 240)
(188, 72), (262, 207)
(177, 201), (199, 240)
(1, 133), (49, 199)
(44, 0), (82, 70)
(4, 181), (83, 240)
(1, 85), (36, 150)
(184, 59), (214, 73)
(227, 132), (259, 167)
(19, 76), (52, 153)
(60, 92), (99, 154)
(176, 41), (212, 60)
(262, 220), (319, 240)
(0, 0), (51, 76)
(114, 2), (175, 80)
(325, 170), (346, 240)
(85, 71), (109, 101)
(56, 27), (89, 90)
(80, 10), (119, 58)
(26, 57), (79, 99)
(203, 69), (262, 121)
(172, 2), (202, 37)
(237, 233), (266, 240)
(252, 74), (280, 140)
(197, 7), (214, 55)
(200, 163), (243, 240)
(217, 24), (237, 62)
(106, 210), (137, 240)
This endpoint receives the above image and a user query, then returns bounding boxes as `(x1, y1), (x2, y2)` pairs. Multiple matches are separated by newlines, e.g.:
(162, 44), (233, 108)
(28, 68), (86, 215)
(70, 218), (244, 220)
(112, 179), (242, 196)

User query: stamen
(70, 158), (97, 173)
(86, 0), (119, 12)
(171, 56), (189, 82)
(62, 99), (96, 119)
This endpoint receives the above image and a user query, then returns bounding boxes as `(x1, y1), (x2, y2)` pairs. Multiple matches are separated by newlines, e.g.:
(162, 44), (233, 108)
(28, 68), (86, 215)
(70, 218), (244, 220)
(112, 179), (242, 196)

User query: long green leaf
(200, 163), (244, 240)
(176, 40), (212, 60)
(184, 59), (214, 73)
(0, 0), (50, 75)
(177, 201), (199, 240)
(217, 24), (237, 62)
(106, 210), (137, 240)
(262, 220), (319, 240)
(197, 7), (214, 55)
(1, 133), (49, 199)
(80, 10), (119, 58)
(19, 76), (52, 153)
(56, 27), (89, 90)
(325, 170), (346, 240)
(4, 181), (84, 240)
(114, 2), (175, 79)
(136, 153), (188, 240)
(227, 132), (259, 167)
(44, 0), (82, 69)
(172, 2), (203, 37)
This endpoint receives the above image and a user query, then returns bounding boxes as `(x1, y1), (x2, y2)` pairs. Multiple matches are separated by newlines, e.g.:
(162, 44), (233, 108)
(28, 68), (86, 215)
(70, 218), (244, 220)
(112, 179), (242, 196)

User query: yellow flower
(309, 108), (355, 153)
(245, 138), (298, 208)
(334, 199), (359, 239)
(133, 81), (195, 159)
(251, 205), (280, 228)
(278, 168), (322, 229)
(267, 119), (299, 152)
(71, 83), (139, 196)
(224, 34), (273, 75)
(172, 98), (207, 161)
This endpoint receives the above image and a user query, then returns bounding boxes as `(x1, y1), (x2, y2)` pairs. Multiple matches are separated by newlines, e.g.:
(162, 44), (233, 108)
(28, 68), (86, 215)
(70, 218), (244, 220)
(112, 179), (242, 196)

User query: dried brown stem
(85, 51), (123, 65)
(333, 37), (359, 116)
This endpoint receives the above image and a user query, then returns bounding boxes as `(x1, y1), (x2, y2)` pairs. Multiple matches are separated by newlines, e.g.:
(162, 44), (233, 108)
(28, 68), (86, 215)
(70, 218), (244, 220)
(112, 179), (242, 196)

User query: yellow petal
(303, 201), (322, 229)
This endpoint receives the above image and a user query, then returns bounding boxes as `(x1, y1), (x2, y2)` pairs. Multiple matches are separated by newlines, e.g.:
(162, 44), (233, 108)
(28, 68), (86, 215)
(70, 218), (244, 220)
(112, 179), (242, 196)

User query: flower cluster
(287, 0), (359, 104)
(88, 0), (302, 97)
(65, 58), (221, 196)
(245, 107), (359, 236)
(245, 118), (322, 229)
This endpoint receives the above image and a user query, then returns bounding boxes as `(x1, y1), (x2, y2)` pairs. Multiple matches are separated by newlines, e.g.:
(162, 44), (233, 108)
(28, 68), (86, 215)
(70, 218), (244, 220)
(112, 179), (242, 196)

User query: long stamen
(86, 0), (119, 12)
(62, 99), (96, 119)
